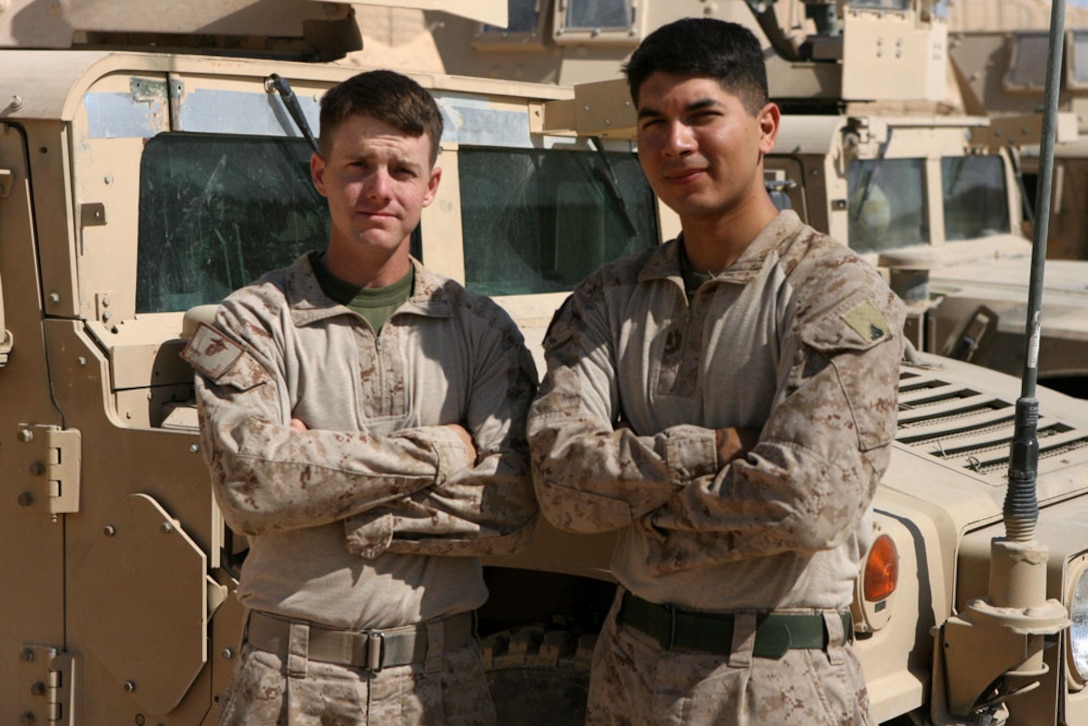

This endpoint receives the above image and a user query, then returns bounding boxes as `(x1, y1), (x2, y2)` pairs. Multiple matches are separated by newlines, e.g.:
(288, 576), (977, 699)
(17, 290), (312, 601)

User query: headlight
(1070, 567), (1088, 682)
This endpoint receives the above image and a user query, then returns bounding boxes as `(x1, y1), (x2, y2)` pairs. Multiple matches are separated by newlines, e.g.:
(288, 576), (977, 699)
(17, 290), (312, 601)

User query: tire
(481, 625), (596, 726)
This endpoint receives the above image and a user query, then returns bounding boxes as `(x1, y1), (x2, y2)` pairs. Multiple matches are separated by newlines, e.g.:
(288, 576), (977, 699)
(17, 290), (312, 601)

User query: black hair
(623, 18), (769, 114)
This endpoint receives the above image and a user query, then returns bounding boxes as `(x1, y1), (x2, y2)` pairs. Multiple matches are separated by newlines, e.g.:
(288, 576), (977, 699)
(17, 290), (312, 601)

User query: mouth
(357, 209), (398, 221)
(663, 167), (705, 184)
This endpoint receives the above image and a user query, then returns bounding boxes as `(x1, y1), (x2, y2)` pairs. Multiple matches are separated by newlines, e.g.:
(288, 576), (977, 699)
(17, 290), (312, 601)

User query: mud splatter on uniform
(185, 253), (538, 724)
(529, 210), (905, 725)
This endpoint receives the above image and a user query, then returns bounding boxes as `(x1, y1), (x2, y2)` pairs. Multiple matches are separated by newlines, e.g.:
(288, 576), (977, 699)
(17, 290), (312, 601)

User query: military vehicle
(366, 0), (1088, 399)
(947, 26), (1088, 264)
(2, 0), (1088, 724)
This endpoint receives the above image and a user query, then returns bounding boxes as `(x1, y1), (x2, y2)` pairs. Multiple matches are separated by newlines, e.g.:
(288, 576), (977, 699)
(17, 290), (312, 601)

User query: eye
(689, 110), (721, 124)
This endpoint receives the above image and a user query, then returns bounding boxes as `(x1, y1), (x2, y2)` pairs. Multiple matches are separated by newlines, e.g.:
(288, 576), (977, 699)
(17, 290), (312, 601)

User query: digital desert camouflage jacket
(528, 211), (906, 611)
(183, 253), (539, 628)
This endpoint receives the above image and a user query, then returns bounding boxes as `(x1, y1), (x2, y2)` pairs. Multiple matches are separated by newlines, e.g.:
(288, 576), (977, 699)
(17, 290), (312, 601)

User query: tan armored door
(0, 121), (69, 723)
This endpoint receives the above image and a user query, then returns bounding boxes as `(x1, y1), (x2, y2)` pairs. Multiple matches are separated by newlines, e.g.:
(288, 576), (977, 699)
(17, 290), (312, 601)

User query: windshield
(846, 158), (929, 253)
(458, 146), (658, 296)
(941, 155), (1010, 241)
(136, 133), (328, 313)
(845, 154), (1009, 254)
(137, 134), (659, 311)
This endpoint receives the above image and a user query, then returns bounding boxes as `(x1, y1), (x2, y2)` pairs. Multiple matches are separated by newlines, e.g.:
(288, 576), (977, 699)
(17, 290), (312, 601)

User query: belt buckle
(367, 631), (385, 672)
(354, 630), (385, 672)
(663, 604), (677, 650)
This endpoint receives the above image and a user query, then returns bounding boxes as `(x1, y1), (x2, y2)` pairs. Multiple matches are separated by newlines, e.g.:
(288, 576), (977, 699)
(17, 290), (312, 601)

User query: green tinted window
(458, 146), (658, 296)
(846, 158), (929, 253)
(942, 155), (1010, 241)
(137, 133), (328, 313)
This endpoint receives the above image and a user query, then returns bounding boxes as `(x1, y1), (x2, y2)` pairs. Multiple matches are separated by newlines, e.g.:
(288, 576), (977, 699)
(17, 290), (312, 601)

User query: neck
(323, 240), (412, 289)
(680, 196), (779, 274)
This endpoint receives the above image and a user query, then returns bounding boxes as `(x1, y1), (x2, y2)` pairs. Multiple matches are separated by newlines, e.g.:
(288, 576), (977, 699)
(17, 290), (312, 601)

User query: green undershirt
(678, 240), (714, 303)
(312, 252), (414, 333)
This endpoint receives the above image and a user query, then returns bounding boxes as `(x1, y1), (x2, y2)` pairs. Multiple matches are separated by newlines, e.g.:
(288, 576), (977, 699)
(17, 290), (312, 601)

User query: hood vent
(896, 369), (1088, 476)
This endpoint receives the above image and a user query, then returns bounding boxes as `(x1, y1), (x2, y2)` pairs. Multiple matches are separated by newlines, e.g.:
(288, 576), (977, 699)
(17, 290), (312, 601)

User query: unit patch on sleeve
(842, 300), (890, 346)
(181, 323), (245, 380)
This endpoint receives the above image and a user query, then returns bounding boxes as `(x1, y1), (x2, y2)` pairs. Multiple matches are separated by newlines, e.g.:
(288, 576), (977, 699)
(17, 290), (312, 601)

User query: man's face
(635, 72), (778, 222)
(311, 114), (440, 259)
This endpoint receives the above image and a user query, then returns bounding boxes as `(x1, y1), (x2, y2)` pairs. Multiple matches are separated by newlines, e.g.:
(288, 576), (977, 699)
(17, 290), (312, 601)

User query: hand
(447, 423), (477, 464)
(290, 418), (309, 433)
(715, 427), (760, 466)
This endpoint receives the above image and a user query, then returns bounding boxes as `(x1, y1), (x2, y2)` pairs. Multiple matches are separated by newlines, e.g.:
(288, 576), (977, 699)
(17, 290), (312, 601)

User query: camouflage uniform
(184, 252), (538, 725)
(528, 210), (905, 725)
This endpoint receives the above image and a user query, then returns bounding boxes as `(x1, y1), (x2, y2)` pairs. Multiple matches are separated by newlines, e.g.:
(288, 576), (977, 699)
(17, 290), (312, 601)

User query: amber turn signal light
(864, 533), (899, 602)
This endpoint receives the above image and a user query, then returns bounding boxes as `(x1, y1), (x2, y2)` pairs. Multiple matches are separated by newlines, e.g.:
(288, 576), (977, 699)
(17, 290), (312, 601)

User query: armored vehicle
(3, 0), (1088, 724)
(375, 0), (1088, 397)
(947, 26), (1088, 263)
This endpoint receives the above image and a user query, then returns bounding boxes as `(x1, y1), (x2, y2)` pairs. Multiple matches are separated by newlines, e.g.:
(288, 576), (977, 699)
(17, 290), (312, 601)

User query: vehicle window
(562, 0), (632, 29)
(846, 158), (929, 253)
(458, 146), (659, 296)
(849, 0), (911, 11)
(481, 0), (540, 34)
(136, 133), (329, 313)
(1075, 31), (1088, 84)
(1009, 32), (1050, 89)
(941, 155), (1011, 241)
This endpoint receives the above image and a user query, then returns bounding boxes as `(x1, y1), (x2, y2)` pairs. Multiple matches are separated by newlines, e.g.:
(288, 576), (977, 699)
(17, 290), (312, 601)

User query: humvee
(947, 26), (1088, 262)
(2, 0), (1088, 724)
(371, 0), (1088, 398)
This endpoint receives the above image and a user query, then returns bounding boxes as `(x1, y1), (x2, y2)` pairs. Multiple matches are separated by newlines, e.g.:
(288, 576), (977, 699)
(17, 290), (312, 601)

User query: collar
(284, 253), (454, 328)
(638, 210), (804, 286)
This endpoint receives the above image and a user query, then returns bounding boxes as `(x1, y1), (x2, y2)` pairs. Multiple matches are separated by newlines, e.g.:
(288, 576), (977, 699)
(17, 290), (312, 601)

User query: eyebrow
(637, 97), (721, 120)
(345, 149), (424, 171)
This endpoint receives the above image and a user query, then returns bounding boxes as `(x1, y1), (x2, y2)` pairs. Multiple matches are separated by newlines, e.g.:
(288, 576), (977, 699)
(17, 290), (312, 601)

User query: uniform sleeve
(343, 315), (540, 558)
(184, 297), (472, 538)
(643, 264), (906, 568)
(527, 272), (721, 534)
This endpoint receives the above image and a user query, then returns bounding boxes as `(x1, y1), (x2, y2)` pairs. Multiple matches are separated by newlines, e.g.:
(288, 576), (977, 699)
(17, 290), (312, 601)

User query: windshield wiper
(588, 136), (639, 237)
(265, 73), (319, 154)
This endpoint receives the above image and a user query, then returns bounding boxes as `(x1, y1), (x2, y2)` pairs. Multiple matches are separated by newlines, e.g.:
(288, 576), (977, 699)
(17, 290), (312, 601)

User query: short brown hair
(319, 70), (444, 164)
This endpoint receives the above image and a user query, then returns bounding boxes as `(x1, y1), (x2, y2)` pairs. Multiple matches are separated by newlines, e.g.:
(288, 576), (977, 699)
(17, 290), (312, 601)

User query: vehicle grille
(896, 369), (1088, 477)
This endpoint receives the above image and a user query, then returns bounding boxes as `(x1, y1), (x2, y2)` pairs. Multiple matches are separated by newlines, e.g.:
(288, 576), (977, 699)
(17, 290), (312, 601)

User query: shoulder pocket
(181, 323), (271, 392)
(800, 296), (900, 451)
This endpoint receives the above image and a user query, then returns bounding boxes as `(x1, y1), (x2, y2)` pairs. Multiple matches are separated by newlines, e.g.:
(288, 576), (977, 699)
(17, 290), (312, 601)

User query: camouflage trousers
(585, 592), (874, 726)
(217, 635), (496, 725)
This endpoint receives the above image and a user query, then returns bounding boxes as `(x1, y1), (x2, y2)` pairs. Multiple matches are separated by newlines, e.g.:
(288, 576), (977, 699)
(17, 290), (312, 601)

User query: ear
(310, 152), (328, 197)
(422, 165), (442, 208)
(757, 102), (781, 155)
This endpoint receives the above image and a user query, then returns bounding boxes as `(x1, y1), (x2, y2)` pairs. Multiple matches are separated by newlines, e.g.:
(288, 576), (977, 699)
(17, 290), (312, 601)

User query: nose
(663, 121), (696, 158)
(363, 167), (392, 201)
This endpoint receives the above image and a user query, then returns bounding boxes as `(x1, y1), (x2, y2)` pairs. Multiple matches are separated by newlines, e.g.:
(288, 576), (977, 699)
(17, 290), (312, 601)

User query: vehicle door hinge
(19, 645), (76, 725)
(16, 425), (82, 515)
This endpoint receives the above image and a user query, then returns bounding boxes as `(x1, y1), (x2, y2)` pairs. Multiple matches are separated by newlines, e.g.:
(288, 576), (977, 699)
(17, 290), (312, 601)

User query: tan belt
(245, 609), (474, 672)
